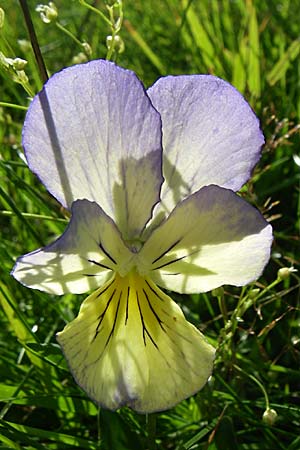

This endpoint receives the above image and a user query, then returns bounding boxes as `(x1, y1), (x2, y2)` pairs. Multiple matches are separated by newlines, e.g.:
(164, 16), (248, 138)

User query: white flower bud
(36, 2), (58, 24)
(81, 42), (92, 56)
(262, 408), (277, 426)
(0, 53), (27, 71)
(14, 70), (29, 85)
(0, 7), (5, 28)
(277, 266), (297, 280)
(18, 39), (31, 52)
(72, 52), (88, 65)
(106, 35), (113, 49)
(12, 58), (28, 71)
(0, 51), (10, 69)
(106, 34), (125, 54)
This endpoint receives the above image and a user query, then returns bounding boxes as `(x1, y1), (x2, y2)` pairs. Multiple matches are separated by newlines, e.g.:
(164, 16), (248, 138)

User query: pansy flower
(12, 60), (272, 413)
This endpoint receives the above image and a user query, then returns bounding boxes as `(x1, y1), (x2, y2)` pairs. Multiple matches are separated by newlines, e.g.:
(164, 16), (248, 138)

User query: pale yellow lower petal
(57, 272), (215, 413)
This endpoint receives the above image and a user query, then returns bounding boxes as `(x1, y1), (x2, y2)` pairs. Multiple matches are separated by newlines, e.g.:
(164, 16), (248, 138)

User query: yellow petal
(57, 272), (215, 413)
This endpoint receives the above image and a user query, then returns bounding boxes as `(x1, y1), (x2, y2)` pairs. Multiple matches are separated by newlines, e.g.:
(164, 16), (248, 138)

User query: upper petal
(23, 60), (163, 239)
(137, 185), (272, 293)
(12, 199), (133, 295)
(147, 75), (264, 215)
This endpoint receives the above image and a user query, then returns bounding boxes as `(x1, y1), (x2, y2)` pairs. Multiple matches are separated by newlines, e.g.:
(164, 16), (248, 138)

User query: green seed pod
(248, 287), (260, 299)
(211, 286), (224, 298)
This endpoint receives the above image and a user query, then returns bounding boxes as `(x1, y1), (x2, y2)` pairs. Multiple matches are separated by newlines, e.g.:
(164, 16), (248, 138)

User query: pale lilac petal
(138, 185), (272, 293)
(147, 75), (264, 215)
(23, 60), (163, 239)
(12, 200), (133, 294)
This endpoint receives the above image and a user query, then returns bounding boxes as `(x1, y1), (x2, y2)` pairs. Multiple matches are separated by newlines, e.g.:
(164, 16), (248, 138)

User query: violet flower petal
(12, 200), (133, 294)
(138, 185), (272, 293)
(23, 60), (163, 239)
(147, 75), (264, 215)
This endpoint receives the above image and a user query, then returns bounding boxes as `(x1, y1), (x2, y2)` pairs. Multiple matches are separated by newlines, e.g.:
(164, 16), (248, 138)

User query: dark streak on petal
(152, 255), (186, 270)
(96, 278), (115, 298)
(125, 286), (130, 325)
(88, 258), (112, 271)
(98, 241), (117, 265)
(136, 291), (158, 349)
(104, 291), (122, 348)
(161, 272), (180, 276)
(143, 288), (165, 331)
(145, 280), (165, 302)
(93, 288), (116, 341)
(151, 238), (182, 264)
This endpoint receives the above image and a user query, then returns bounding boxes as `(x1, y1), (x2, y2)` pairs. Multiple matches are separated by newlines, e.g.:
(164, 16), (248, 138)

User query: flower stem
(55, 21), (83, 49)
(78, 0), (111, 26)
(19, 0), (48, 84)
(105, 1), (124, 61)
(146, 413), (157, 450)
(234, 364), (270, 410)
(255, 278), (283, 302)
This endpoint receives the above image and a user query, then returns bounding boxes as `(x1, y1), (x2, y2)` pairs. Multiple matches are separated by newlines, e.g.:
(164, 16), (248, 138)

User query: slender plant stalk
(19, 0), (48, 84)
(79, 0), (111, 26)
(234, 365), (270, 410)
(55, 21), (83, 48)
(0, 101), (28, 110)
(0, 210), (67, 222)
(146, 413), (157, 450)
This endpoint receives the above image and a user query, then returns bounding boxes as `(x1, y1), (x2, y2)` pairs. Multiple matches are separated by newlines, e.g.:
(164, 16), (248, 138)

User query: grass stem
(19, 0), (48, 84)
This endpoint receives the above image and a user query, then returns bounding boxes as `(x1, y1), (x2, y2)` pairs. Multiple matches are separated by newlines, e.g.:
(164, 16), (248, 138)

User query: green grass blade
(267, 37), (300, 86)
(247, 0), (261, 98)
(124, 19), (166, 75)
(180, 0), (224, 75)
(2, 420), (100, 449)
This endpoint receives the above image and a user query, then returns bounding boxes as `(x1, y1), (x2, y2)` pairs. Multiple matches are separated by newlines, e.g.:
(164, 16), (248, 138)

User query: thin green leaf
(2, 421), (99, 449)
(247, 0), (261, 97)
(267, 38), (300, 85)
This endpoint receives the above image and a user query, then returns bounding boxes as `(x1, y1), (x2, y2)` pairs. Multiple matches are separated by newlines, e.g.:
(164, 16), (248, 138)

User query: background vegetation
(0, 0), (299, 448)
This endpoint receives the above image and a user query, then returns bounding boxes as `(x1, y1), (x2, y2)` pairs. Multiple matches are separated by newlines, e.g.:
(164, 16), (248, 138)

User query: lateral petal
(12, 200), (133, 294)
(138, 185), (272, 293)
(147, 75), (264, 215)
(57, 272), (215, 413)
(23, 60), (163, 239)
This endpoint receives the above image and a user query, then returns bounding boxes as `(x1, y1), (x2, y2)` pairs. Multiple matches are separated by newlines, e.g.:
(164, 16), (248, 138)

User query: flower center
(124, 239), (143, 254)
